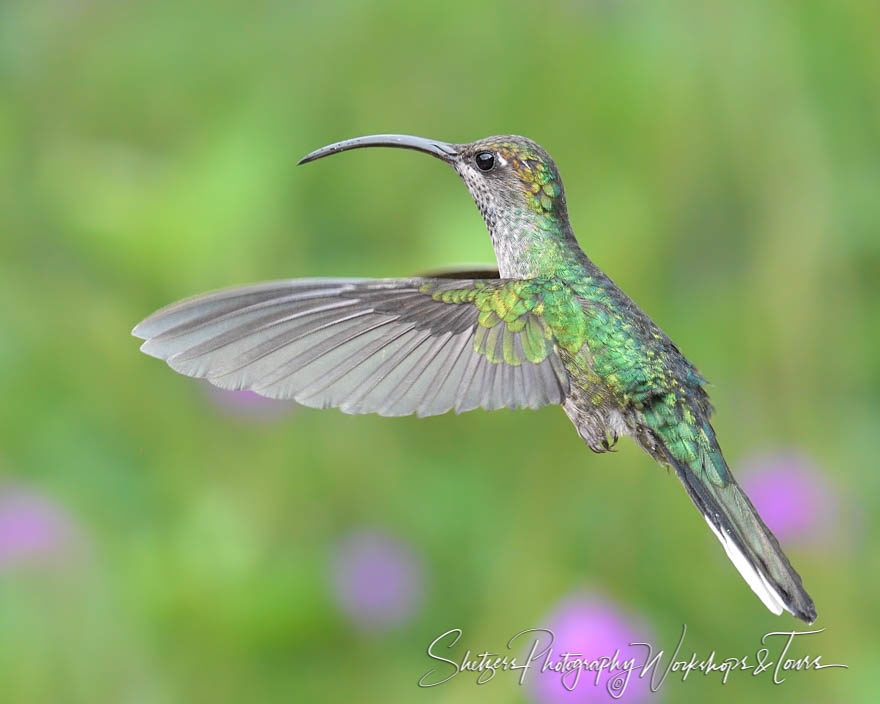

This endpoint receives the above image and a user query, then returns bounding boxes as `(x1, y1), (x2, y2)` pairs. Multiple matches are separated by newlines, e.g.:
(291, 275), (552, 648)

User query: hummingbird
(133, 134), (817, 623)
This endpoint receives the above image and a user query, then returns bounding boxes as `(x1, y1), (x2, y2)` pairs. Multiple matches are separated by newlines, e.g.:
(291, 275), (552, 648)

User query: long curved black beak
(297, 134), (458, 165)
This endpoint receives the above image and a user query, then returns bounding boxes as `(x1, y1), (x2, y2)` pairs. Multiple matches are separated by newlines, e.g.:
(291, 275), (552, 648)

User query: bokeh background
(1, 1), (877, 702)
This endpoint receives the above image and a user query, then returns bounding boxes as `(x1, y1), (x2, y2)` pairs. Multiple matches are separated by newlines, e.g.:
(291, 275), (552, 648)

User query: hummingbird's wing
(419, 266), (499, 279)
(133, 277), (569, 416)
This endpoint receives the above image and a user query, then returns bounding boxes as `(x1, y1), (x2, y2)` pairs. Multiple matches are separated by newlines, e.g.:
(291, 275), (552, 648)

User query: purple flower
(330, 530), (425, 631)
(529, 593), (654, 704)
(739, 452), (837, 546)
(0, 485), (81, 570)
(206, 383), (297, 421)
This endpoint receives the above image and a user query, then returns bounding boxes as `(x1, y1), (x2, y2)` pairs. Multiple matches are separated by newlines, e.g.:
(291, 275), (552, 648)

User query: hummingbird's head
(299, 134), (573, 277)
(446, 135), (568, 236)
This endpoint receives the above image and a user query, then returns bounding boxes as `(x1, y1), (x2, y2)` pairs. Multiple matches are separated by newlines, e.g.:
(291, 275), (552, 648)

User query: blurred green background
(1, 0), (877, 702)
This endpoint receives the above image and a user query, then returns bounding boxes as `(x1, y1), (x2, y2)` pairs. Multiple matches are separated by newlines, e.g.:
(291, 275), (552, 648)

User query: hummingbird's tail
(656, 426), (817, 623)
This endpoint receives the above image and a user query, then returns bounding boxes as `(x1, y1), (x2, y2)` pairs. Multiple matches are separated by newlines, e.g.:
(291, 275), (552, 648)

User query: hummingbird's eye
(474, 151), (496, 172)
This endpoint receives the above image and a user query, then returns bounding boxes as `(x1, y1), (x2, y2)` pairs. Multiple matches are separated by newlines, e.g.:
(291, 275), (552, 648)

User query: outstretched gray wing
(132, 277), (569, 417)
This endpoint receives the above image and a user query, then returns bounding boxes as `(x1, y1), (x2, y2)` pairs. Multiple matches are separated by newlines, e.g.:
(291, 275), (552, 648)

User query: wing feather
(134, 277), (570, 416)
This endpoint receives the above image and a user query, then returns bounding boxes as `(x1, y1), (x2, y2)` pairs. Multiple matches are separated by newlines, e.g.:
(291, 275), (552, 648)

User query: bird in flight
(133, 133), (817, 623)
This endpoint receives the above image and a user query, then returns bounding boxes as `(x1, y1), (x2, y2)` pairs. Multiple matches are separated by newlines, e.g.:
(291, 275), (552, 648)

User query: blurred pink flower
(530, 593), (654, 704)
(739, 452), (838, 546)
(206, 383), (297, 421)
(330, 530), (425, 631)
(0, 485), (82, 570)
